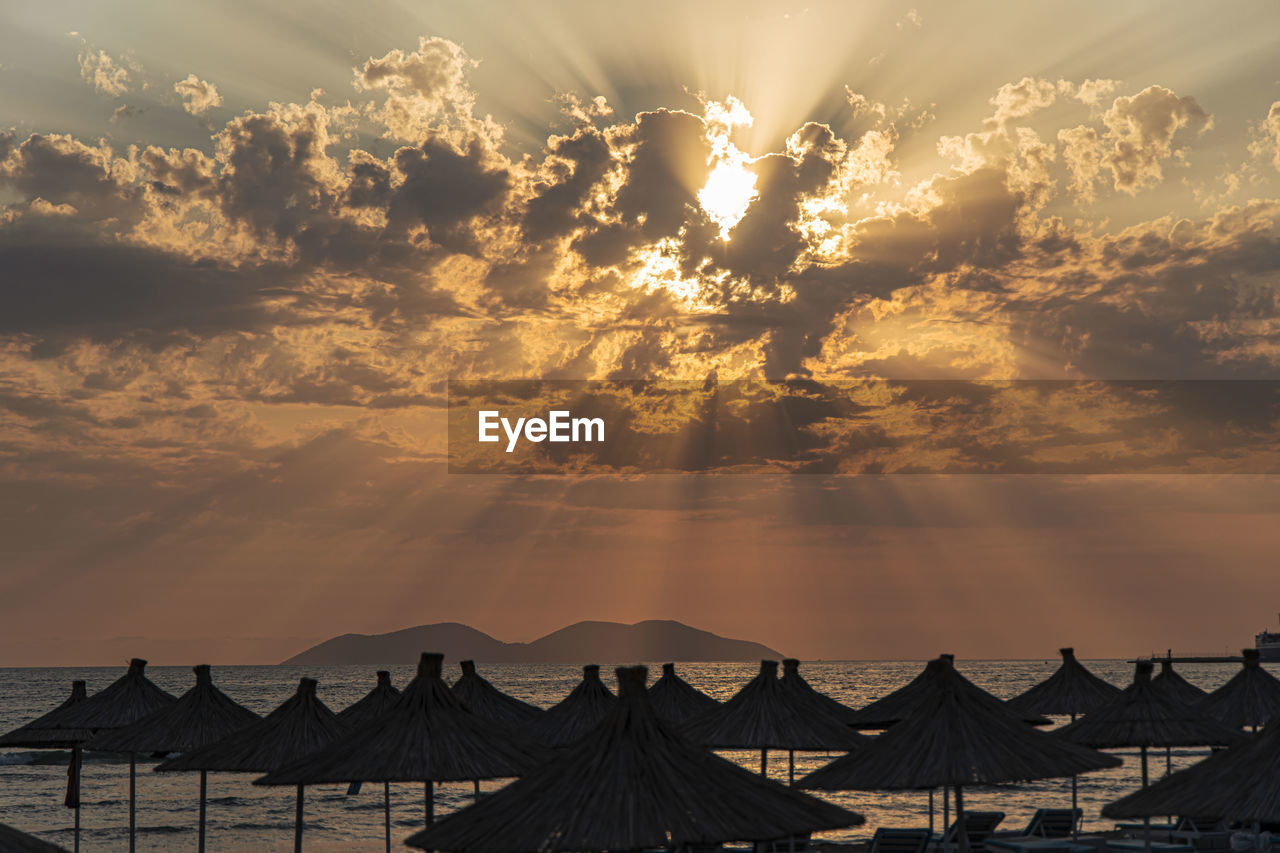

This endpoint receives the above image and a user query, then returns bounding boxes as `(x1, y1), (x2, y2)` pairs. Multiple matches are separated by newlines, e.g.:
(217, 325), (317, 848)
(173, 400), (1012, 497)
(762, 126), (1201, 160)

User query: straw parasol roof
(1151, 660), (1208, 706)
(404, 665), (864, 853)
(87, 665), (260, 754)
(1198, 649), (1280, 730)
(0, 822), (68, 853)
(1057, 661), (1240, 751)
(798, 656), (1121, 792)
(451, 660), (543, 731)
(155, 677), (347, 774)
(681, 660), (868, 751)
(847, 654), (1049, 730)
(1007, 648), (1121, 718)
(45, 659), (176, 732)
(338, 671), (402, 729)
(1101, 718), (1280, 822)
(528, 665), (617, 748)
(0, 681), (91, 749)
(647, 662), (719, 724)
(780, 659), (858, 725)
(254, 653), (549, 786)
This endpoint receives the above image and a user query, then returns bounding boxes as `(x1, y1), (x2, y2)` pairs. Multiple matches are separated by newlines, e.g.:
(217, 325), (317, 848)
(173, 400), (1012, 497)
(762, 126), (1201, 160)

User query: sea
(0, 659), (1267, 852)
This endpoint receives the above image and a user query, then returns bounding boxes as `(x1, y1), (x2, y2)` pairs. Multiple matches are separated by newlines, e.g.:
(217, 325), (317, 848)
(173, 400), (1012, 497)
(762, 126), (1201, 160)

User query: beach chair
(869, 827), (933, 853)
(929, 812), (1007, 853)
(992, 809), (1083, 840)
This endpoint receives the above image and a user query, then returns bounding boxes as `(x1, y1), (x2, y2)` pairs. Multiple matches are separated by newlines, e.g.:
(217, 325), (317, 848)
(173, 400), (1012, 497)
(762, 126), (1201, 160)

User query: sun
(697, 97), (759, 241)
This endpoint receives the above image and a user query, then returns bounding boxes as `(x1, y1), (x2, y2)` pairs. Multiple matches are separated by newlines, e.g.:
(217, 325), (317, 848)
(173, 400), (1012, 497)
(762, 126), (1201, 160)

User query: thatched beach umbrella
(1007, 647), (1122, 832)
(682, 660), (868, 784)
(42, 659), (176, 853)
(0, 821), (69, 853)
(1008, 648), (1121, 718)
(338, 671), (401, 729)
(257, 653), (549, 853)
(405, 665), (865, 852)
(1199, 649), (1280, 731)
(451, 660), (542, 732)
(780, 659), (858, 724)
(155, 677), (348, 853)
(86, 665), (260, 853)
(799, 656), (1120, 853)
(1102, 716), (1280, 825)
(528, 664), (617, 748)
(647, 662), (719, 724)
(0, 681), (90, 852)
(1151, 660), (1208, 706)
(849, 654), (1049, 731)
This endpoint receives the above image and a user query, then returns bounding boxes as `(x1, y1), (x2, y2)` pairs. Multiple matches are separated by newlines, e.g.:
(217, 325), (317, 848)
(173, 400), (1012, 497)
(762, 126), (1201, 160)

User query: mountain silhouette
(280, 619), (781, 665)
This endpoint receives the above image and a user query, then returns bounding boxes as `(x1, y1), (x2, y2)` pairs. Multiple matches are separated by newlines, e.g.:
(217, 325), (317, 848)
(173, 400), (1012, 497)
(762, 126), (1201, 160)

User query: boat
(1256, 614), (1280, 662)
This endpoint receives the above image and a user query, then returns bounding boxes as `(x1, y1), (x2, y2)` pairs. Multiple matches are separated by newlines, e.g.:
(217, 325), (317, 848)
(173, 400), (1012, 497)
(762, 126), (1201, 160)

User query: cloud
(173, 74), (223, 115)
(1101, 85), (1212, 194)
(74, 38), (138, 97)
(1250, 101), (1280, 172)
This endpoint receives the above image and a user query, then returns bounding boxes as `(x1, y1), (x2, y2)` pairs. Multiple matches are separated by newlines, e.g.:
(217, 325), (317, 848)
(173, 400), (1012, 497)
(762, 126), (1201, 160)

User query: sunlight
(697, 97), (759, 241)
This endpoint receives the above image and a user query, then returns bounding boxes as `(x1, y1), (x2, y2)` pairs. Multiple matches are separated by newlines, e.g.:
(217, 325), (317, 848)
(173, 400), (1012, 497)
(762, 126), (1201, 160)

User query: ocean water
(0, 659), (1267, 852)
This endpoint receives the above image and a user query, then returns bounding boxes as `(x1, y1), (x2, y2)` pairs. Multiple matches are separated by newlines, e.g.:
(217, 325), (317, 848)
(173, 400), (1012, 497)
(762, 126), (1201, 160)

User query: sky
(1, 1), (1279, 665)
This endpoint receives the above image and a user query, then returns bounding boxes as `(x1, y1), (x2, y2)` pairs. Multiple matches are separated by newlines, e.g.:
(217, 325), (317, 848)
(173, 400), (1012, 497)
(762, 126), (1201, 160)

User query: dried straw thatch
(45, 659), (176, 732)
(255, 653), (549, 786)
(1057, 661), (1240, 752)
(848, 655), (1048, 730)
(0, 681), (91, 748)
(1102, 717), (1280, 822)
(528, 664), (617, 748)
(0, 822), (68, 853)
(155, 677), (347, 773)
(647, 662), (719, 724)
(1198, 649), (1280, 730)
(338, 671), (401, 729)
(798, 656), (1120, 792)
(87, 665), (260, 754)
(780, 659), (859, 725)
(451, 660), (542, 731)
(1007, 648), (1121, 718)
(682, 660), (868, 751)
(1151, 660), (1208, 706)
(404, 666), (864, 852)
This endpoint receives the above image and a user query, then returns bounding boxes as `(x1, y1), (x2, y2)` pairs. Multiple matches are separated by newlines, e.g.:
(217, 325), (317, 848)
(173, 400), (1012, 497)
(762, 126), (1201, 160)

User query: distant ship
(1257, 614), (1280, 662)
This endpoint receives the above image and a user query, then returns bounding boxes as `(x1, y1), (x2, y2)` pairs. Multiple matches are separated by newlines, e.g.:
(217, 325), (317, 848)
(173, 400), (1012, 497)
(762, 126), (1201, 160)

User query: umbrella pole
(1070, 713), (1078, 841)
(760, 749), (767, 777)
(294, 784), (304, 853)
(129, 752), (136, 853)
(944, 787), (950, 837)
(425, 780), (434, 825)
(929, 789), (934, 834)
(383, 782), (390, 853)
(789, 750), (795, 786)
(954, 785), (968, 853)
(68, 745), (81, 853)
(474, 778), (480, 802)
(199, 770), (208, 853)
(1165, 746), (1171, 777)
(1141, 746), (1151, 853)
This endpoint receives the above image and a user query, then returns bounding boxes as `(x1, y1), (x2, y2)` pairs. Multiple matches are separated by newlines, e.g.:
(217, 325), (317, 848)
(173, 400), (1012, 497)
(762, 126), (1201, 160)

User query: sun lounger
(869, 828), (934, 853)
(984, 838), (1094, 853)
(929, 812), (1007, 853)
(992, 809), (1083, 840)
(1106, 840), (1196, 853)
